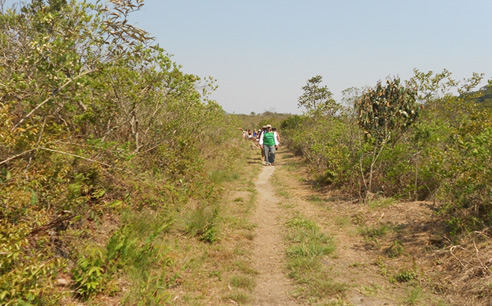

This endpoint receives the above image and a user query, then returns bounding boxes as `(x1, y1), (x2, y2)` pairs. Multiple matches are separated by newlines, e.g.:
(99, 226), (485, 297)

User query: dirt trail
(251, 164), (299, 306)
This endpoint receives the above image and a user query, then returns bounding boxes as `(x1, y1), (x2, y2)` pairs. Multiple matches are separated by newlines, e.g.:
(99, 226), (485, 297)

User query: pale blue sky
(128, 0), (492, 114)
(4, 0), (492, 114)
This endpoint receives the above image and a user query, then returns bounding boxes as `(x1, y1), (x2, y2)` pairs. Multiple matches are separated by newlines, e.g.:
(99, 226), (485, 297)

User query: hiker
(259, 124), (279, 166)
(240, 128), (248, 140)
(272, 127), (281, 145)
(257, 126), (266, 162)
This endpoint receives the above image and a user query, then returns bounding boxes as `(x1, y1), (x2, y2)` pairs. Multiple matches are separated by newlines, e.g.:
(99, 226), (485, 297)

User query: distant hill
(468, 83), (492, 109)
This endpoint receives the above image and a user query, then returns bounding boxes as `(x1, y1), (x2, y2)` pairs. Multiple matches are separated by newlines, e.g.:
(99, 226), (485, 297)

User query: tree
(298, 75), (340, 115)
(354, 78), (421, 197)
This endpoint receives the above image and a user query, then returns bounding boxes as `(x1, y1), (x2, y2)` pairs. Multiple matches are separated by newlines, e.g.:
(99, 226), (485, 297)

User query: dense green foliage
(0, 0), (240, 303)
(283, 71), (491, 234)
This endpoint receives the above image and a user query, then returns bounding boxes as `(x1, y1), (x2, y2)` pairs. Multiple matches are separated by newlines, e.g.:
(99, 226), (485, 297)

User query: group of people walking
(241, 125), (280, 166)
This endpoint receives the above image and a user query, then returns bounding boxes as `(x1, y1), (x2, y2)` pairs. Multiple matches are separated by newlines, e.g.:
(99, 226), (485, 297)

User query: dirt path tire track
(251, 164), (299, 306)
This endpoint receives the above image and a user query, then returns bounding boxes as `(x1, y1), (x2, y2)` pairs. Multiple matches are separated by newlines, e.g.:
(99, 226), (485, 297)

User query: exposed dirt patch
(251, 165), (299, 305)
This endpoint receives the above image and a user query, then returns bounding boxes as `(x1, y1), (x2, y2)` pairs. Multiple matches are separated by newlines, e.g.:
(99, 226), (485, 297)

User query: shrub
(439, 123), (492, 232)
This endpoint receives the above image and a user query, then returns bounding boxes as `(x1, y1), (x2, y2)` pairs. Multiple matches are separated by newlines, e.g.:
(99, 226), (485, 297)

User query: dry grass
(161, 149), (261, 304)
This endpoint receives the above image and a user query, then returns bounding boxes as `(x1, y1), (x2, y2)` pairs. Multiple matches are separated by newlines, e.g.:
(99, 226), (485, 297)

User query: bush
(281, 113), (360, 192)
(439, 123), (492, 232)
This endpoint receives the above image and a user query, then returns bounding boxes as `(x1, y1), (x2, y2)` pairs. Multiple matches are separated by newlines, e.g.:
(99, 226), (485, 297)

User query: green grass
(246, 189), (257, 214)
(97, 209), (176, 304)
(368, 197), (397, 209)
(277, 190), (290, 197)
(385, 240), (405, 258)
(334, 216), (351, 227)
(208, 270), (222, 280)
(306, 195), (325, 203)
(403, 286), (424, 305)
(358, 223), (393, 249)
(285, 161), (300, 172)
(233, 260), (258, 275)
(393, 270), (417, 283)
(284, 214), (345, 301)
(360, 283), (381, 296)
(223, 291), (250, 304)
(358, 224), (391, 239)
(287, 242), (334, 258)
(209, 169), (240, 184)
(184, 204), (220, 243)
(230, 275), (255, 290)
(349, 262), (368, 268)
(292, 277), (346, 303)
(288, 256), (320, 278)
(271, 170), (291, 198)
(123, 269), (171, 305)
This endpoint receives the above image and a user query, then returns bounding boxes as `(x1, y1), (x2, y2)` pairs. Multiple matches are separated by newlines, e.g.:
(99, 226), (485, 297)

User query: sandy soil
(251, 164), (299, 305)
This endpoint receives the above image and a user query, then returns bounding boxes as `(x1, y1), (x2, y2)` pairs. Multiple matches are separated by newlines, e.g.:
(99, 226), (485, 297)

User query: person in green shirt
(259, 124), (279, 166)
